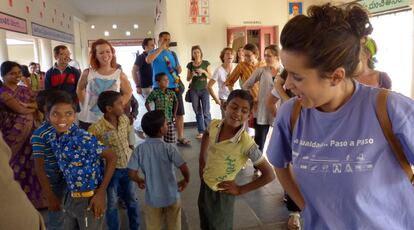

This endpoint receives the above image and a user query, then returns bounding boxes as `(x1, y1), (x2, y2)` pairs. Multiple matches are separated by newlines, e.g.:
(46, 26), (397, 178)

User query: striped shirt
(224, 61), (265, 101)
(31, 122), (64, 182)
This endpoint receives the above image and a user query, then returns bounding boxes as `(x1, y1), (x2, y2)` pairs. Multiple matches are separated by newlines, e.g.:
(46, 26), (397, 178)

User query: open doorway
(370, 10), (413, 96)
(113, 45), (145, 134)
(6, 31), (35, 65)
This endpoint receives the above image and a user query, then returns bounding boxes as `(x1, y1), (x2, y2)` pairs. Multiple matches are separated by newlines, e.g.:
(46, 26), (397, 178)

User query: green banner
(359, 0), (411, 13)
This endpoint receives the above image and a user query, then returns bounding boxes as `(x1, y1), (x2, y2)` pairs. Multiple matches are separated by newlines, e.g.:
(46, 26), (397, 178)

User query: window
(370, 11), (413, 96)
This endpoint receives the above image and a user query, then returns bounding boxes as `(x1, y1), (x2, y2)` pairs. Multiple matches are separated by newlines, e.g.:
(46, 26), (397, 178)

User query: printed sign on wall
(189, 0), (209, 24)
(0, 12), (27, 34)
(358, 0), (411, 14)
(32, 22), (74, 44)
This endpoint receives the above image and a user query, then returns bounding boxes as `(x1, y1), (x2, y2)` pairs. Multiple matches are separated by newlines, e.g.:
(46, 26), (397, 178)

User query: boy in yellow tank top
(198, 89), (275, 229)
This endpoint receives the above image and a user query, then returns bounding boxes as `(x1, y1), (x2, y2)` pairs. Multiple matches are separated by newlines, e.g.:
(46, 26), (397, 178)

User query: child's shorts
(198, 180), (235, 230)
(164, 121), (176, 143)
(144, 199), (181, 230)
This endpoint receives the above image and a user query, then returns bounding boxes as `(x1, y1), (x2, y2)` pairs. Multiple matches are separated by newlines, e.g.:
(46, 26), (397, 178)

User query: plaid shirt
(88, 114), (132, 168)
(146, 88), (177, 122)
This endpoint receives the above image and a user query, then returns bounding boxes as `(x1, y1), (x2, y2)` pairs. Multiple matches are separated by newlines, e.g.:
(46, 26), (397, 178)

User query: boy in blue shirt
(128, 110), (190, 230)
(45, 91), (116, 229)
(32, 89), (65, 230)
(88, 91), (140, 230)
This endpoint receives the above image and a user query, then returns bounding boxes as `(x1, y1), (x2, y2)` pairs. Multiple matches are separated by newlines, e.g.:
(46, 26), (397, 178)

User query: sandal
(287, 212), (301, 230)
(177, 138), (191, 146)
(196, 133), (203, 139)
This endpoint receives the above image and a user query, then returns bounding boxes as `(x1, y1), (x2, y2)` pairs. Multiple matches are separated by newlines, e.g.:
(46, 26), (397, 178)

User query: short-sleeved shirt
(31, 122), (64, 184)
(47, 124), (105, 192)
(146, 88), (177, 122)
(149, 49), (180, 89)
(267, 82), (414, 229)
(203, 119), (264, 191)
(45, 64), (81, 110)
(271, 88), (282, 109)
(211, 64), (235, 100)
(186, 60), (210, 91)
(128, 138), (185, 208)
(134, 51), (153, 88)
(88, 114), (133, 169)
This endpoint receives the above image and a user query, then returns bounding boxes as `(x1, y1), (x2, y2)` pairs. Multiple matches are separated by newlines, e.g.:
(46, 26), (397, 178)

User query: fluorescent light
(112, 24), (117, 29)
(125, 31), (131, 36)
(104, 31), (109, 36)
(6, 39), (33, 45)
(133, 24), (139, 29)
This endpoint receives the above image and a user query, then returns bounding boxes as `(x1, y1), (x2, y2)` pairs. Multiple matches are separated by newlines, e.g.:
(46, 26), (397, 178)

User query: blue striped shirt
(31, 122), (64, 183)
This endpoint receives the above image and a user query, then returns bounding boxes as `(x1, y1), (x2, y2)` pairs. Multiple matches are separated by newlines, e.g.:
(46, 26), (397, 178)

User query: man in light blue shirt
(128, 110), (190, 229)
(146, 31), (191, 146)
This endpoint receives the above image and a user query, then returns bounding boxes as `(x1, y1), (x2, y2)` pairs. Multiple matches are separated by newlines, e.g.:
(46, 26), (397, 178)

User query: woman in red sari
(0, 61), (45, 208)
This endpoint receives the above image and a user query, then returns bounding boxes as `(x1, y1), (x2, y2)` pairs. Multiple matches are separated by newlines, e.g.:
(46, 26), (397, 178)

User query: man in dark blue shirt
(45, 45), (81, 111)
(132, 38), (155, 98)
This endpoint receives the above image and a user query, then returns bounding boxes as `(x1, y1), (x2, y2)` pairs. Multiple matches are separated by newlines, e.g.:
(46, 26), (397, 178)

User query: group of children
(32, 71), (275, 229)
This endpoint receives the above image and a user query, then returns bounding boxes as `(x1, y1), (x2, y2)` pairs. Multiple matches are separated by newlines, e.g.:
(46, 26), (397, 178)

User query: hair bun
(346, 4), (373, 39)
(308, 3), (372, 39)
(308, 4), (345, 31)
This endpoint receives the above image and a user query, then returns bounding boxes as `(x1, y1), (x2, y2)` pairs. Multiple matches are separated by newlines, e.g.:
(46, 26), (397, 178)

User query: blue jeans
(190, 88), (211, 133)
(106, 169), (140, 230)
(47, 171), (67, 230)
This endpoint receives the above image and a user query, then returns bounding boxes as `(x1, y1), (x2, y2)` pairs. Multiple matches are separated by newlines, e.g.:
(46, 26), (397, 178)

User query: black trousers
(253, 119), (270, 152)
(253, 119), (270, 171)
(286, 193), (301, 212)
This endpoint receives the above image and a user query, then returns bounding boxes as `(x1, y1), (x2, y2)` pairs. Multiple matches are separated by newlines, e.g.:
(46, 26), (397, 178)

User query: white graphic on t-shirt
(345, 163), (353, 173)
(293, 137), (375, 174)
(357, 153), (365, 161)
(333, 164), (342, 173)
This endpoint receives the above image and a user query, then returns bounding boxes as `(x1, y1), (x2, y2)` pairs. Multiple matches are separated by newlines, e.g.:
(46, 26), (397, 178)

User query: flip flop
(177, 138), (191, 146)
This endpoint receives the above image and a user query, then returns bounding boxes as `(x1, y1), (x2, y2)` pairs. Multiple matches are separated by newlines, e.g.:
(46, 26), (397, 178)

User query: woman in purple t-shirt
(267, 3), (414, 230)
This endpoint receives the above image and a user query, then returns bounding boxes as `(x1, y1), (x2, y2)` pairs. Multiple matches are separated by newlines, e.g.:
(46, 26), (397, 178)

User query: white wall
(0, 0), (85, 36)
(0, 0), (88, 69)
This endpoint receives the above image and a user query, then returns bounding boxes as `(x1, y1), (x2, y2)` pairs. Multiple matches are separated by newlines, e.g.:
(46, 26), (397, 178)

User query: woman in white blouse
(207, 47), (235, 117)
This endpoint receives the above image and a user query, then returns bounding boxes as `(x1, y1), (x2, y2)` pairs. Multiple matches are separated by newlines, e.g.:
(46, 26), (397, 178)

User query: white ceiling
(68, 0), (156, 17)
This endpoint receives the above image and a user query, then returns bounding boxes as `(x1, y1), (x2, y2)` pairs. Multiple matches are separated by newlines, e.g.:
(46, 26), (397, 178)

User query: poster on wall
(189, 0), (209, 24)
(288, 1), (303, 19)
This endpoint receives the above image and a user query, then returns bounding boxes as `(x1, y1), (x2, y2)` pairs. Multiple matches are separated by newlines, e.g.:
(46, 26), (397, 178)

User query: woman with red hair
(77, 39), (132, 130)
